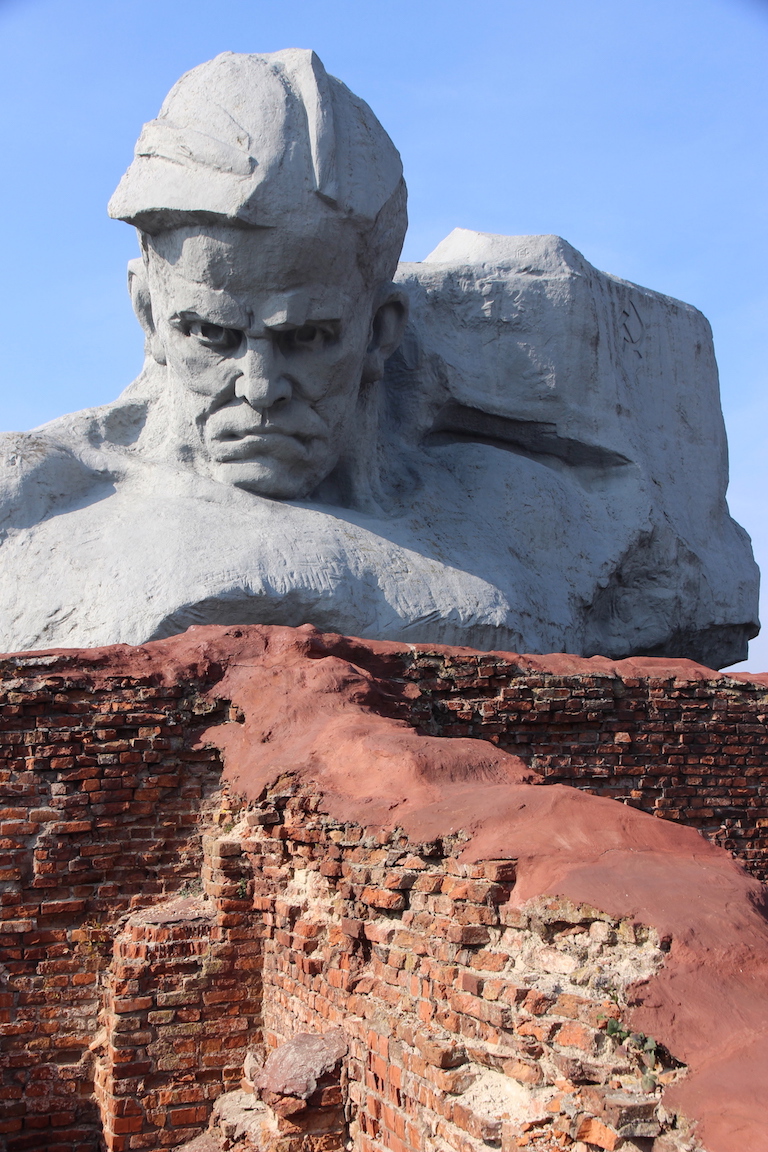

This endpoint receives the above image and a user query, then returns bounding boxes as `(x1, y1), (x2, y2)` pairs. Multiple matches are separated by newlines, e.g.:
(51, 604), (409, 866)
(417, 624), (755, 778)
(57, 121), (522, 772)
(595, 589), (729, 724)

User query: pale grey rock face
(0, 53), (758, 666)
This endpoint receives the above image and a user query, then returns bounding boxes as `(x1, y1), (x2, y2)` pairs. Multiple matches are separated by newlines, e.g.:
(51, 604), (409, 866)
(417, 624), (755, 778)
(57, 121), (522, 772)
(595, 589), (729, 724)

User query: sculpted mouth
(217, 429), (284, 441)
(208, 428), (309, 462)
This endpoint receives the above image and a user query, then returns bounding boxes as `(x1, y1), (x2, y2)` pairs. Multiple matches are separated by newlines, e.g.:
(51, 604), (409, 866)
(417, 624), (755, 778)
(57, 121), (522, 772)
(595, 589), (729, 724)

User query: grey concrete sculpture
(0, 50), (759, 666)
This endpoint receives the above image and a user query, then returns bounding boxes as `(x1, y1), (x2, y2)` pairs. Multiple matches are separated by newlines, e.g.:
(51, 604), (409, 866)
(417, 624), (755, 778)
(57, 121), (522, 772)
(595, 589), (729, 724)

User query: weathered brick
(555, 1019), (599, 1054)
(414, 1035), (467, 1069)
(360, 887), (407, 912)
(574, 1115), (620, 1150)
(3, 636), (767, 1152)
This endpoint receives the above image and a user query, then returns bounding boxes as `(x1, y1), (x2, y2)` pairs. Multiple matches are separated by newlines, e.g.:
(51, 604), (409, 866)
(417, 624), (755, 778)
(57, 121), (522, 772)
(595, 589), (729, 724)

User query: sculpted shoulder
(0, 394), (150, 534)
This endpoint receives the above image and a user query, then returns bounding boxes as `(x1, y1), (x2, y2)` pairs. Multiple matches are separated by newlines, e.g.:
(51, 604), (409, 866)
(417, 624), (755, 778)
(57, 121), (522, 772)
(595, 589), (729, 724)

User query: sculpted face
(142, 223), (403, 499)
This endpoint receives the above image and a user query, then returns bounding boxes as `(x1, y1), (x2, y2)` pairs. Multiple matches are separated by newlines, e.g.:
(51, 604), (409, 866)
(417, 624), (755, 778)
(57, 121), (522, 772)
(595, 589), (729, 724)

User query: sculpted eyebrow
(173, 309), (246, 327)
(262, 315), (341, 331)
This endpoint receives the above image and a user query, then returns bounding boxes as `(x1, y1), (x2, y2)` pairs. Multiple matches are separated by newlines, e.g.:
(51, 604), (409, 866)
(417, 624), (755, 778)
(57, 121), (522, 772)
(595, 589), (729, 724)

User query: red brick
(39, 900), (87, 916)
(445, 924), (490, 946)
(414, 1036), (467, 1069)
(575, 1115), (620, 1150)
(501, 1058), (544, 1086)
(360, 888), (407, 911)
(169, 1105), (208, 1126)
(555, 1020), (599, 1054)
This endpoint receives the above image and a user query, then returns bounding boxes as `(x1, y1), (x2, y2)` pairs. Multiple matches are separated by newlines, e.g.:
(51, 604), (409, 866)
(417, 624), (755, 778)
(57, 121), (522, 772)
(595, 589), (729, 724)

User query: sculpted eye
(186, 319), (242, 352)
(277, 323), (338, 352)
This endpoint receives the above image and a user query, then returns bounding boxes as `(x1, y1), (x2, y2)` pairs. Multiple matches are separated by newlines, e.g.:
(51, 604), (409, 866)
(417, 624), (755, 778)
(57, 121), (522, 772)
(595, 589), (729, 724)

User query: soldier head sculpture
(109, 50), (408, 500)
(0, 50), (759, 665)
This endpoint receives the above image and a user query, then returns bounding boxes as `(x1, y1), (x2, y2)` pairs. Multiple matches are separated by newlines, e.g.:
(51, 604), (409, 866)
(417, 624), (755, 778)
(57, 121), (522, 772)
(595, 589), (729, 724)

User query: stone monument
(0, 49), (758, 666)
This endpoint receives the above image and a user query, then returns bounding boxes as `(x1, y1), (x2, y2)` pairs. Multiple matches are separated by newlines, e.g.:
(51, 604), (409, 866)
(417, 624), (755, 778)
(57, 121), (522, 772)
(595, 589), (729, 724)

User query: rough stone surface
(252, 1029), (347, 1099)
(0, 52), (757, 666)
(2, 626), (768, 1151)
(392, 229), (758, 666)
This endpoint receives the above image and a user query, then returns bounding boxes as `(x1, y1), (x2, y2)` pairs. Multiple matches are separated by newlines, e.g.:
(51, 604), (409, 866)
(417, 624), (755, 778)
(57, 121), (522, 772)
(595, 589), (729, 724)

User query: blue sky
(1, 0), (766, 667)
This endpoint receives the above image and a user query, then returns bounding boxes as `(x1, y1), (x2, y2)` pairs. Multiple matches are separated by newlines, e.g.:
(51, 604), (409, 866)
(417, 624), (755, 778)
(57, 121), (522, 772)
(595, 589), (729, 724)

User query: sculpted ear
(127, 258), (166, 365)
(362, 286), (409, 384)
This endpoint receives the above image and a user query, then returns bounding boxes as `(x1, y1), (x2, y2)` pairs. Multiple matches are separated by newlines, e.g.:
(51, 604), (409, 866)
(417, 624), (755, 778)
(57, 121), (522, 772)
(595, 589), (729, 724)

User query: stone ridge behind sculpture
(0, 49), (758, 666)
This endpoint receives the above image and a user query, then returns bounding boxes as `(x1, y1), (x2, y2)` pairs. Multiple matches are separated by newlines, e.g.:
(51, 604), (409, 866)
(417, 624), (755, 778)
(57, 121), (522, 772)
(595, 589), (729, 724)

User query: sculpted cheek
(310, 347), (367, 402)
(168, 345), (236, 398)
(184, 367), (234, 397)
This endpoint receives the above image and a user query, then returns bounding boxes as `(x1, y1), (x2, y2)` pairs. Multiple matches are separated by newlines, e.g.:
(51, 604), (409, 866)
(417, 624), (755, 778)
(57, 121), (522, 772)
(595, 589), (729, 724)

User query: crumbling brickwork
(397, 652), (768, 878)
(196, 782), (695, 1152)
(1, 637), (765, 1150)
(92, 888), (262, 1150)
(0, 664), (227, 1150)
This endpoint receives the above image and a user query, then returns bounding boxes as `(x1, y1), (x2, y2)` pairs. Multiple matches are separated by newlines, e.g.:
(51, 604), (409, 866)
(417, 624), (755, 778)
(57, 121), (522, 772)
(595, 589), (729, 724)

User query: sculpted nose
(233, 338), (292, 410)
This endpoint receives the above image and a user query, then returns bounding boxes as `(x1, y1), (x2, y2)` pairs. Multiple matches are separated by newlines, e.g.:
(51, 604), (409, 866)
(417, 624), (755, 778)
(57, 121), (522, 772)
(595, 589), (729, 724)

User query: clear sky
(1, 0), (766, 668)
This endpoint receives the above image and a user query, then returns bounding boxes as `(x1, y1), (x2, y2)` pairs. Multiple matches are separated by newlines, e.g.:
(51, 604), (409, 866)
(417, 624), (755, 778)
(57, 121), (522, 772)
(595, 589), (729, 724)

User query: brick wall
(396, 651), (768, 878)
(0, 663), (227, 1150)
(93, 887), (262, 1150)
(200, 783), (693, 1152)
(1, 636), (767, 1150)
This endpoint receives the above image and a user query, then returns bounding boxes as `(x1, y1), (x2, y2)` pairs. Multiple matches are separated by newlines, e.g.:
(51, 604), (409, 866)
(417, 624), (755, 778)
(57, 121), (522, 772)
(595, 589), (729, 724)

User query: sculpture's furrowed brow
(259, 288), (349, 331)
(169, 294), (252, 330)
